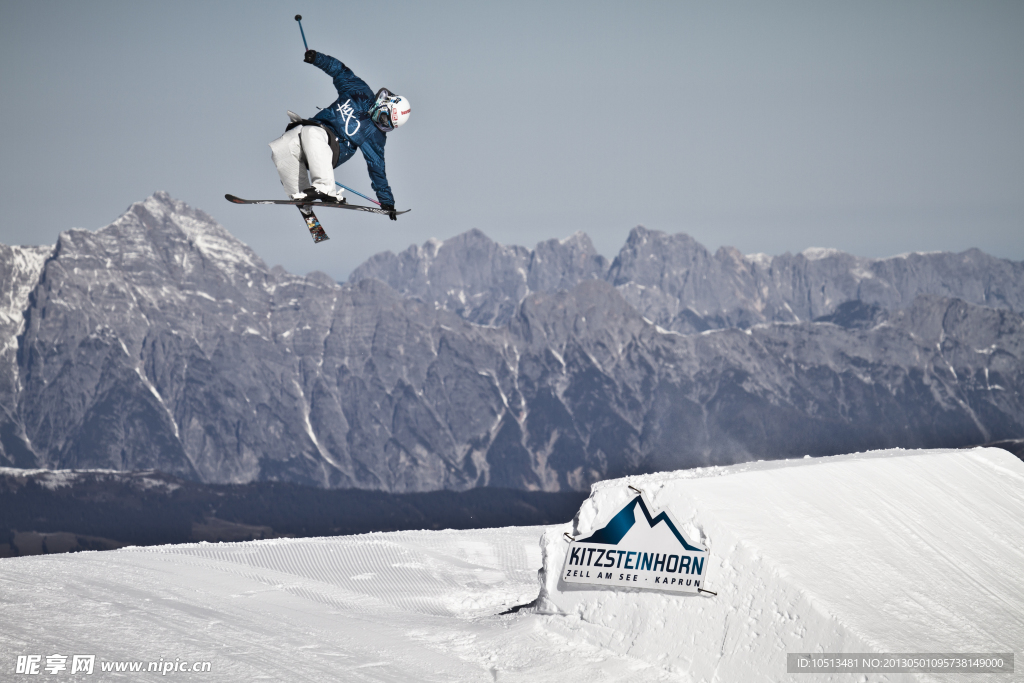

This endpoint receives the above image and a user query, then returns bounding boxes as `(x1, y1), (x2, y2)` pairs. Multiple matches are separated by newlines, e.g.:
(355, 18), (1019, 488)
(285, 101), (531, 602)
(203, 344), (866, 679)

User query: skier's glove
(381, 204), (398, 221)
(304, 49), (317, 63)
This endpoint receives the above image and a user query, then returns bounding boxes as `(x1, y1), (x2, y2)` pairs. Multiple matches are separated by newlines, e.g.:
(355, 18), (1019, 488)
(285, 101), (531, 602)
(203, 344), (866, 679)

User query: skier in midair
(269, 49), (410, 220)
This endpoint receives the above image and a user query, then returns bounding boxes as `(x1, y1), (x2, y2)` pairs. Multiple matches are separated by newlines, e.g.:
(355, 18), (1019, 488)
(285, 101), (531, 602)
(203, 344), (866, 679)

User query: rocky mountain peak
(352, 222), (1024, 338)
(55, 192), (265, 283)
(1, 196), (1021, 492)
(350, 228), (606, 327)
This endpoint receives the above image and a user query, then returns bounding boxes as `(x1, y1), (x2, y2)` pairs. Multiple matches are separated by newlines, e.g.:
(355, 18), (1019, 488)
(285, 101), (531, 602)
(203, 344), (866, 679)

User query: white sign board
(561, 491), (710, 594)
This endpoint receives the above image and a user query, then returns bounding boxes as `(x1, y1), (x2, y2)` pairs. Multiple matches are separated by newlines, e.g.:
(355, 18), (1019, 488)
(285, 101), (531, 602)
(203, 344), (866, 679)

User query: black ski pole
(295, 15), (308, 51)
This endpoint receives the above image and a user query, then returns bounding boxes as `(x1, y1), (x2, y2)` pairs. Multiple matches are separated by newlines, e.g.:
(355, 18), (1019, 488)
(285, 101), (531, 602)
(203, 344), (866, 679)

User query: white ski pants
(268, 126), (343, 199)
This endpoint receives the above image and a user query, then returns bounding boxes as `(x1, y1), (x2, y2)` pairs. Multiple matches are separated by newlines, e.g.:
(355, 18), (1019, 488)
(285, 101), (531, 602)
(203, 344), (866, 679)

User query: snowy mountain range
(1, 192), (1021, 491)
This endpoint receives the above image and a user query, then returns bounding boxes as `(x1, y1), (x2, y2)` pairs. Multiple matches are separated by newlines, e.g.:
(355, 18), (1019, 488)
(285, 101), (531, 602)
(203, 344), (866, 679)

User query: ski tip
(225, 194), (242, 203)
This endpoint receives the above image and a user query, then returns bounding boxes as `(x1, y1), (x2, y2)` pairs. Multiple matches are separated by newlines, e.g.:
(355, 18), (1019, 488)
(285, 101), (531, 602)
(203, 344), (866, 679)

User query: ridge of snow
(801, 246), (842, 260)
(744, 252), (771, 267)
(892, 250), (945, 259)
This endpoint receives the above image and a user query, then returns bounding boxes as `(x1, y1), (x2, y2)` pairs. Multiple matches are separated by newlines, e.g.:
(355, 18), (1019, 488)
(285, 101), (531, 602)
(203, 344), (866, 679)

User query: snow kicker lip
(224, 194), (410, 216)
(562, 489), (710, 594)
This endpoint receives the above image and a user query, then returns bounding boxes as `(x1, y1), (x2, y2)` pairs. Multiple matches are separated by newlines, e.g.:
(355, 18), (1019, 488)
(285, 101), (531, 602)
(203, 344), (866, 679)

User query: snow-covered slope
(1, 448), (1020, 681)
(538, 446), (1024, 681)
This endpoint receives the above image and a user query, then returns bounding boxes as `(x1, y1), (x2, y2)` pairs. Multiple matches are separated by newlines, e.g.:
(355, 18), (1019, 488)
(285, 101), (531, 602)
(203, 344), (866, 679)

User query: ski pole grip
(295, 15), (309, 51)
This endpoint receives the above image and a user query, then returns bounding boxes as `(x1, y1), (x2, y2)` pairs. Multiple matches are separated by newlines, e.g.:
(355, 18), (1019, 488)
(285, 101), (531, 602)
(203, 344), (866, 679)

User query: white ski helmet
(369, 88), (411, 133)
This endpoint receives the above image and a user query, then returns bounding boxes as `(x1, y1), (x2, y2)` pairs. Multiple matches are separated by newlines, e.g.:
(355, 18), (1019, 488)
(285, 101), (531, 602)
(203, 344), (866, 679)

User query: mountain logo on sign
(562, 490), (710, 594)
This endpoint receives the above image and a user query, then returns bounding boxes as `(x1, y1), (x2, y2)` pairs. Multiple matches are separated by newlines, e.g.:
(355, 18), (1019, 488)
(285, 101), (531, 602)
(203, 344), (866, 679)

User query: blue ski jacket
(310, 52), (395, 206)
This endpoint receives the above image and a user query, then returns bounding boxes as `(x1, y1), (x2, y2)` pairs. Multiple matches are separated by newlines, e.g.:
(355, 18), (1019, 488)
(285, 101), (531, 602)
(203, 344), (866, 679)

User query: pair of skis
(224, 194), (410, 244)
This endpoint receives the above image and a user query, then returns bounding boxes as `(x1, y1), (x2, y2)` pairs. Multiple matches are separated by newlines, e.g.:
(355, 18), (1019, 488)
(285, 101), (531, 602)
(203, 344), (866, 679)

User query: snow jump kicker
(562, 486), (715, 595)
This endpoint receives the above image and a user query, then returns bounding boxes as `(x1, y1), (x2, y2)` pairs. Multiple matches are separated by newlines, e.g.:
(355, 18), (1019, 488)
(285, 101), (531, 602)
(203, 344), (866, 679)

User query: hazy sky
(2, 1), (1022, 279)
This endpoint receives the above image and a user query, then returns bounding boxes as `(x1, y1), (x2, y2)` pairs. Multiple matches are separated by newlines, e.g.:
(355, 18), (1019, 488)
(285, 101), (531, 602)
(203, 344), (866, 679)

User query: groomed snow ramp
(536, 447), (1024, 682)
(1, 447), (1020, 681)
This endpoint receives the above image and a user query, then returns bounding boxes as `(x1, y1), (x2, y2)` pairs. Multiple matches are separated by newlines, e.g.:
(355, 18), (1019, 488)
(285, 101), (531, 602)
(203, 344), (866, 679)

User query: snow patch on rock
(801, 246), (842, 260)
(0, 245), (50, 328)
